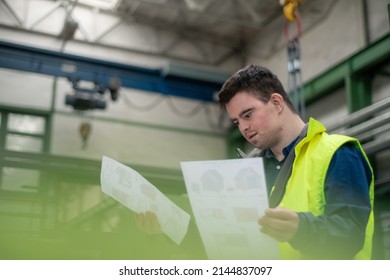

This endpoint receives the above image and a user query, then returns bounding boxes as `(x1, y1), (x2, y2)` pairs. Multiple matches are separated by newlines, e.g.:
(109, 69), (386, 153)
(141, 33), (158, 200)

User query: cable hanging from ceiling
(120, 91), (230, 130)
(281, 0), (305, 120)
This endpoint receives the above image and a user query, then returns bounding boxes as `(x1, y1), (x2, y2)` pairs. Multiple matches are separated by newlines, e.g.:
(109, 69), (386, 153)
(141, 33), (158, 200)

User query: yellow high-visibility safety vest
(275, 118), (374, 259)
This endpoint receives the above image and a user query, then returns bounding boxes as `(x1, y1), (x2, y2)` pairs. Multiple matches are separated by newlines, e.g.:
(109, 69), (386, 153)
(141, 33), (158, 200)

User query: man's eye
(243, 112), (252, 119)
(232, 121), (239, 127)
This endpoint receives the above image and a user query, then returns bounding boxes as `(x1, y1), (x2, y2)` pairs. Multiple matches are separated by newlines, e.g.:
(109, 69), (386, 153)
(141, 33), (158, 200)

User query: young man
(218, 64), (374, 260)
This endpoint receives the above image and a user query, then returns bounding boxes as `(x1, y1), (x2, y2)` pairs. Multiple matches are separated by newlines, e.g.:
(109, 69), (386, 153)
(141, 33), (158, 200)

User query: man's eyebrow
(230, 107), (255, 123)
(239, 107), (255, 118)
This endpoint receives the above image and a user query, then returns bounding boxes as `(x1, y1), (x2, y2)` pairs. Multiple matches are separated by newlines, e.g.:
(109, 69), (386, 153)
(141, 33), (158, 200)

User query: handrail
(363, 134), (390, 155)
(326, 96), (390, 156)
(327, 96), (390, 132)
(358, 123), (390, 142)
(342, 112), (390, 137)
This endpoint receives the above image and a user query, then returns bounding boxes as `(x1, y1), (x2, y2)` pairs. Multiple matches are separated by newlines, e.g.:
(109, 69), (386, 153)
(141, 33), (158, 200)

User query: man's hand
(258, 207), (299, 242)
(133, 211), (162, 235)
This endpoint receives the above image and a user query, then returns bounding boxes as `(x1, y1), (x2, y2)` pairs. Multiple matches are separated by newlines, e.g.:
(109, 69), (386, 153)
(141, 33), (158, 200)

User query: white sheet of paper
(180, 157), (280, 259)
(100, 156), (190, 245)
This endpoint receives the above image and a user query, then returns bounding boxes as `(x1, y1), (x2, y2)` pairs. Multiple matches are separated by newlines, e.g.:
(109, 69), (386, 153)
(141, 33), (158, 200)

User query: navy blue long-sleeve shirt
(262, 138), (372, 259)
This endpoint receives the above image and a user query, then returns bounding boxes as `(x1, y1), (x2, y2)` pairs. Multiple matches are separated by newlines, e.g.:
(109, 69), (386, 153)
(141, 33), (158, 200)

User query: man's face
(225, 91), (281, 150)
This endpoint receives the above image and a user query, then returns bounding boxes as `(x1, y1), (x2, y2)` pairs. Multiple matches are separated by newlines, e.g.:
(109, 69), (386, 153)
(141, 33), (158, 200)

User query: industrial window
(7, 113), (45, 134)
(0, 111), (48, 153)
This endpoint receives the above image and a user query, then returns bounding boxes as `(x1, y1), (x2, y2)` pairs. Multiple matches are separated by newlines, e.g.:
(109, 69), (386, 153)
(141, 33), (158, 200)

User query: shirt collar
(263, 135), (300, 160)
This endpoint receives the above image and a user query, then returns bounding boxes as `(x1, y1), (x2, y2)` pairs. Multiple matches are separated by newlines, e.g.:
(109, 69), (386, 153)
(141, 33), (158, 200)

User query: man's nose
(239, 121), (249, 133)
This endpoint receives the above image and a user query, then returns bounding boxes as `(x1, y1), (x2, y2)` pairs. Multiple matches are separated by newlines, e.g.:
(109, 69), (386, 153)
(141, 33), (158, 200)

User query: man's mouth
(246, 132), (257, 141)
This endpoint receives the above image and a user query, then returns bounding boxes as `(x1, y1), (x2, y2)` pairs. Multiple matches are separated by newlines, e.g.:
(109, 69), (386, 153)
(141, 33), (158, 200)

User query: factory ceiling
(0, 0), (337, 66)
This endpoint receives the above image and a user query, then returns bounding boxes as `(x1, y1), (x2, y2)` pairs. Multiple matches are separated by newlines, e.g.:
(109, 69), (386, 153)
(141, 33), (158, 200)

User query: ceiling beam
(0, 40), (225, 102)
(304, 33), (390, 105)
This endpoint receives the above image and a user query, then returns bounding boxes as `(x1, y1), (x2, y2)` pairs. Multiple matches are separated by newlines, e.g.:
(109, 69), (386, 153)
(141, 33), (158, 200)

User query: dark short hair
(218, 65), (297, 113)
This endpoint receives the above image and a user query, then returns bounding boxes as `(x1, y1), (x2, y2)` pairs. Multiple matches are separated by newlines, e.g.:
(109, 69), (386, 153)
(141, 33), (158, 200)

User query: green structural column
(0, 112), (8, 150)
(345, 61), (373, 113)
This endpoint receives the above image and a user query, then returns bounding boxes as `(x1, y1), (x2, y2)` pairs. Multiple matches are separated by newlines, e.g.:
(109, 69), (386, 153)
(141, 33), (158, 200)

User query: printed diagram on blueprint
(100, 156), (190, 245)
(181, 158), (279, 260)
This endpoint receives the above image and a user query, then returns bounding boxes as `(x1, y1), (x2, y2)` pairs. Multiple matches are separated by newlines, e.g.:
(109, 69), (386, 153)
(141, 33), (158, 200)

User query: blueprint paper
(180, 158), (279, 259)
(100, 156), (190, 245)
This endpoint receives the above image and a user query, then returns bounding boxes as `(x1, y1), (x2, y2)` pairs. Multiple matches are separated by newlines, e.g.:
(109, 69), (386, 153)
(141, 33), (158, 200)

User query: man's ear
(270, 93), (284, 113)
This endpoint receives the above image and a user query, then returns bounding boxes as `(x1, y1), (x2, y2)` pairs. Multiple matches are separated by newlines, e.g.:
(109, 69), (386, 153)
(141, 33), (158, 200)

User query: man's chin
(253, 142), (267, 150)
(251, 142), (262, 149)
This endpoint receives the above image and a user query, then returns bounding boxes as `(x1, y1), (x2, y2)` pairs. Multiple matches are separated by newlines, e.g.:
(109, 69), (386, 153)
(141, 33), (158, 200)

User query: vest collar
(296, 117), (326, 150)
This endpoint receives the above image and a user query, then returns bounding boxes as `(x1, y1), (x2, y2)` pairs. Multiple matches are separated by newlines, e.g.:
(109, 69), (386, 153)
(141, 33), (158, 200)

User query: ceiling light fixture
(78, 0), (122, 10)
(184, 0), (212, 12)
